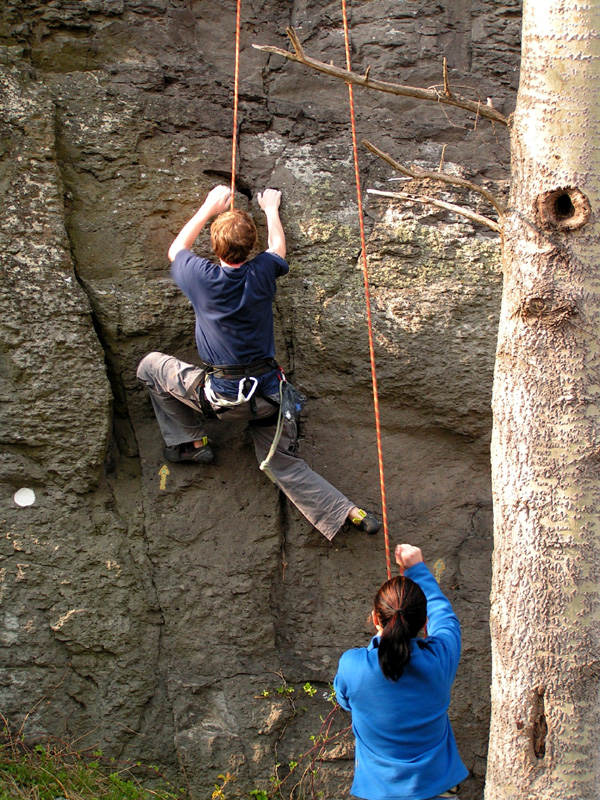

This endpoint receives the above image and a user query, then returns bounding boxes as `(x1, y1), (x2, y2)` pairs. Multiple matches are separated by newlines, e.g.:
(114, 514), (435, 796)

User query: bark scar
(532, 686), (547, 759)
(514, 296), (578, 329)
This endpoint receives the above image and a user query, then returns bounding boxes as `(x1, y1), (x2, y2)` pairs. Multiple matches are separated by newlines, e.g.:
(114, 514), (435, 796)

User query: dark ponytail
(374, 577), (427, 681)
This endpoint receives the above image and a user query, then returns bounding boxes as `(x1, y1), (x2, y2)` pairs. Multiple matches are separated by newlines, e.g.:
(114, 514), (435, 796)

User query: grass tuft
(0, 721), (184, 800)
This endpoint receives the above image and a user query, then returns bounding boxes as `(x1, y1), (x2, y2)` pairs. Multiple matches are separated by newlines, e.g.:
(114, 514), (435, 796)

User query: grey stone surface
(0, 1), (520, 797)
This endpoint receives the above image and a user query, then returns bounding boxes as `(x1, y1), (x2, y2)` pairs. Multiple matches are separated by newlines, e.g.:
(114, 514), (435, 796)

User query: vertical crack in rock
(50, 99), (136, 458)
(274, 296), (296, 375)
(268, 487), (291, 669)
(278, 487), (290, 582)
(48, 90), (176, 769)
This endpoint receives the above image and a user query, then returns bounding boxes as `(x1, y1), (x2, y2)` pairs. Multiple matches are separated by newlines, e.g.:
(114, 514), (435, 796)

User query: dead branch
(443, 58), (452, 98)
(439, 144), (447, 172)
(363, 139), (506, 216)
(253, 27), (508, 126)
(367, 189), (502, 233)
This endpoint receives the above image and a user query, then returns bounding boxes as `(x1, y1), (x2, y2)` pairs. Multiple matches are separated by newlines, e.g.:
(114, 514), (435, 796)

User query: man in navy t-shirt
(137, 185), (381, 540)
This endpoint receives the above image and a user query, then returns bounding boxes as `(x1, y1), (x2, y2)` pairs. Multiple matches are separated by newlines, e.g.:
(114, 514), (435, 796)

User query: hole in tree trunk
(554, 193), (574, 218)
(536, 187), (591, 231)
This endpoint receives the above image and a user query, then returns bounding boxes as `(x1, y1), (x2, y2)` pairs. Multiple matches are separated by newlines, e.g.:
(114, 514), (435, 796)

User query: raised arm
(257, 188), (286, 259)
(167, 185), (231, 263)
(395, 544), (461, 675)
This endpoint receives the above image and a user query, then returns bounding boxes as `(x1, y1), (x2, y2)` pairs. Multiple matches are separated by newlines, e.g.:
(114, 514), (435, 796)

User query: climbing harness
(200, 357), (280, 411)
(193, 353), (304, 479)
(341, 0), (392, 579)
(183, 367), (218, 419)
(204, 358), (279, 381)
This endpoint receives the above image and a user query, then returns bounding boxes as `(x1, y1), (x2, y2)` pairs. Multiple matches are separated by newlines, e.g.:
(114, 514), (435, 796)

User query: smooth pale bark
(487, 2), (600, 798)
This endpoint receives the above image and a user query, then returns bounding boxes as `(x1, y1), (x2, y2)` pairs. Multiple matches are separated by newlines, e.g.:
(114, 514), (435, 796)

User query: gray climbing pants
(137, 352), (354, 540)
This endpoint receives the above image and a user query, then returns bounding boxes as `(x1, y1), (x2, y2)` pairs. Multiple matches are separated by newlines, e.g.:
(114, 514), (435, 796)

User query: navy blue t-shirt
(171, 249), (289, 396)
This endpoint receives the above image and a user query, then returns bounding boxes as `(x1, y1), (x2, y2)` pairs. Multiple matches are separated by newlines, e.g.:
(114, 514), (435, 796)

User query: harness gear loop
(341, 0), (392, 579)
(204, 375), (258, 409)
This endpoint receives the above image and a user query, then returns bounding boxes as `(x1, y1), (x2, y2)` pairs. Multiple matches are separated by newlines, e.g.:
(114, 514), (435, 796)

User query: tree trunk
(487, 1), (600, 798)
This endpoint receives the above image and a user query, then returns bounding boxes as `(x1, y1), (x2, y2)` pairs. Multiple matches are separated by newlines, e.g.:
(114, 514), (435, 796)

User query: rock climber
(137, 184), (381, 541)
(334, 543), (468, 800)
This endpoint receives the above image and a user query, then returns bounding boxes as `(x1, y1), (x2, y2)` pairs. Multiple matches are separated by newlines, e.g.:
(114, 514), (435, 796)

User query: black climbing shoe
(163, 438), (215, 465)
(350, 509), (381, 535)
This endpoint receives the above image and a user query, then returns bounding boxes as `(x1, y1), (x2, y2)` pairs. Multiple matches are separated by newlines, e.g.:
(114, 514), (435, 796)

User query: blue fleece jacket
(334, 562), (468, 800)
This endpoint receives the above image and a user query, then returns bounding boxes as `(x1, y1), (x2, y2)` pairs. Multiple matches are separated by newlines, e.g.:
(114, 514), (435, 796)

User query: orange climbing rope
(229, 0), (391, 576)
(341, 0), (392, 580)
(230, 0), (242, 208)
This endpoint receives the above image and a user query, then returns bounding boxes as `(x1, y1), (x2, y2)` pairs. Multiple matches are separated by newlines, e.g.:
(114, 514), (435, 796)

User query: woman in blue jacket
(334, 544), (468, 800)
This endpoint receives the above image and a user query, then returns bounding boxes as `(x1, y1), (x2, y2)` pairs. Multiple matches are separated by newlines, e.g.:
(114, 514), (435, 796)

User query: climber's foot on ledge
(345, 508), (382, 535)
(163, 438), (215, 465)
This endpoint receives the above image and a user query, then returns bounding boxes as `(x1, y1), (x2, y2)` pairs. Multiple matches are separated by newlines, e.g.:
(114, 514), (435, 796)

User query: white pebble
(14, 488), (36, 507)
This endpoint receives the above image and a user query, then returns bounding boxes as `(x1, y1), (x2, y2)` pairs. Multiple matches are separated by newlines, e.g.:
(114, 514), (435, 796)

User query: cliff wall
(0, 1), (521, 796)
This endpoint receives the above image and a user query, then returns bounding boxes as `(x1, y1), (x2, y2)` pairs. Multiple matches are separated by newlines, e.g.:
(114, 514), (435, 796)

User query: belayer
(334, 543), (468, 800)
(137, 184), (381, 540)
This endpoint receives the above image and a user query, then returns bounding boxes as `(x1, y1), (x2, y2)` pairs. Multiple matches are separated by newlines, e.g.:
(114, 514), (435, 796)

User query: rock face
(0, 1), (520, 797)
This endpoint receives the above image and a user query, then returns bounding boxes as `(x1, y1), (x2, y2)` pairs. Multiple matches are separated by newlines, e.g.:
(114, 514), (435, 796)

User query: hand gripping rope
(341, 0), (392, 579)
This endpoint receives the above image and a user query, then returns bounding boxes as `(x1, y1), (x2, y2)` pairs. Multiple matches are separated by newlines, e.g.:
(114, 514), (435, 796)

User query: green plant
(212, 772), (236, 800)
(275, 686), (295, 697)
(0, 716), (184, 800)
(226, 677), (352, 800)
(249, 790), (268, 800)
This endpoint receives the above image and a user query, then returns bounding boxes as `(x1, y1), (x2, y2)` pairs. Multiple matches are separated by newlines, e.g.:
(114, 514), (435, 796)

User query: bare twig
(362, 138), (506, 216)
(439, 144), (447, 173)
(366, 189), (503, 233)
(17, 665), (71, 738)
(443, 58), (452, 97)
(253, 28), (508, 126)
